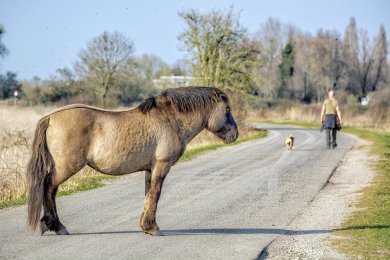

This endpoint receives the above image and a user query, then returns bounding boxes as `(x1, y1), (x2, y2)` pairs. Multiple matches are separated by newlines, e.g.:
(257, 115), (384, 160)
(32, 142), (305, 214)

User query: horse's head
(206, 91), (239, 144)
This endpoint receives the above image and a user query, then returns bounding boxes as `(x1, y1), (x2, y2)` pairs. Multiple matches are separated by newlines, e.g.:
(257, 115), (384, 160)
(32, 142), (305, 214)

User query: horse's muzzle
(217, 124), (239, 144)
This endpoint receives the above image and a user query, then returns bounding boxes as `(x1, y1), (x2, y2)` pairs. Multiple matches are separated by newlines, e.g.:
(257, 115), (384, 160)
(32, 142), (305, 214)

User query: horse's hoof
(40, 222), (49, 236)
(150, 230), (163, 236)
(55, 228), (70, 235)
(145, 228), (163, 236)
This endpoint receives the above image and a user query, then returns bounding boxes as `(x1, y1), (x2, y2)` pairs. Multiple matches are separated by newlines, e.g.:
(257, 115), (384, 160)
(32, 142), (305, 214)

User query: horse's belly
(88, 152), (152, 175)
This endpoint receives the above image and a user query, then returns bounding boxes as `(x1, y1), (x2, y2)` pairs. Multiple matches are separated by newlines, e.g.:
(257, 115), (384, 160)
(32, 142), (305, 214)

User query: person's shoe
(331, 143), (337, 149)
(327, 143), (331, 149)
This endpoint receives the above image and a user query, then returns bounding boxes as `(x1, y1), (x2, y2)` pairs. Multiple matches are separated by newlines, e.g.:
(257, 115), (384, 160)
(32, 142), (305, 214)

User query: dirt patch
(261, 137), (375, 259)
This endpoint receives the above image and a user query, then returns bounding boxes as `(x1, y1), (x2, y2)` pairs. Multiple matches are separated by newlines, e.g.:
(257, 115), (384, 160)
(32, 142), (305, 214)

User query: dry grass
(0, 106), (46, 202)
(0, 129), (31, 201)
(0, 105), (103, 206)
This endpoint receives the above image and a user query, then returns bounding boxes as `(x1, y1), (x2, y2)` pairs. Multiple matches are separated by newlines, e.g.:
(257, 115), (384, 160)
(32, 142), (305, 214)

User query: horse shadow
(160, 225), (389, 236)
(67, 225), (389, 236)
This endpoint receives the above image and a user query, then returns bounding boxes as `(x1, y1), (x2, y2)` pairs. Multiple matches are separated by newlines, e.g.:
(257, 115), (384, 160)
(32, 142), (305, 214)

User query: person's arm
(336, 106), (343, 125)
(320, 104), (325, 124)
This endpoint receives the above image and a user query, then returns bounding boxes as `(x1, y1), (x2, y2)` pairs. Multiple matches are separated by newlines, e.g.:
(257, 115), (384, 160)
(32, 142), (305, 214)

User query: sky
(0, 0), (389, 80)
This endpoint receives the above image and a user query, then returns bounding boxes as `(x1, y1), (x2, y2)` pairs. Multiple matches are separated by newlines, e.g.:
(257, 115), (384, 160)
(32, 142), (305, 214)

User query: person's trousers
(325, 128), (337, 146)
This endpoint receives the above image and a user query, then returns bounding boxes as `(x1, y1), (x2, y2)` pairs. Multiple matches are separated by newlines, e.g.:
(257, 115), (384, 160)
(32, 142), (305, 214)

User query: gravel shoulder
(261, 135), (375, 259)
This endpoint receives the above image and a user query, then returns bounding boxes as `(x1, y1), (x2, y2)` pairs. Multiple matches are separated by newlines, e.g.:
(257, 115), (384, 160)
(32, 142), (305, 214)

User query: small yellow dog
(285, 135), (294, 150)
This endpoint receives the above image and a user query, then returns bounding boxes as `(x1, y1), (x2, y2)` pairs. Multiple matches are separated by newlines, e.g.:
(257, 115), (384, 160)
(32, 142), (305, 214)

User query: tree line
(0, 8), (388, 108)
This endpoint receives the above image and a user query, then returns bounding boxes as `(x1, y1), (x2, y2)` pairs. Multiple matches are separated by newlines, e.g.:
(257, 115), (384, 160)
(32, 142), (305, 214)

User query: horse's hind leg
(40, 166), (80, 235)
(140, 162), (171, 236)
(40, 183), (69, 235)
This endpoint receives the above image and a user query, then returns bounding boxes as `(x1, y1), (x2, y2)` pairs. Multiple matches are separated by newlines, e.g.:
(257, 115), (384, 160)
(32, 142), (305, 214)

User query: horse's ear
(212, 90), (219, 102)
(212, 90), (228, 103)
(219, 93), (228, 103)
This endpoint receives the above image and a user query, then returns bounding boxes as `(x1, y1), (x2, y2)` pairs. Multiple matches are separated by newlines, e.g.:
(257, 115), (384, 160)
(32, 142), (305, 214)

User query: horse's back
(45, 104), (129, 117)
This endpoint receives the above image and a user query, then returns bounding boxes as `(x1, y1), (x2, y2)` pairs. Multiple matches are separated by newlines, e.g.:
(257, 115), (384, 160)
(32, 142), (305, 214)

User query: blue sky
(0, 0), (389, 80)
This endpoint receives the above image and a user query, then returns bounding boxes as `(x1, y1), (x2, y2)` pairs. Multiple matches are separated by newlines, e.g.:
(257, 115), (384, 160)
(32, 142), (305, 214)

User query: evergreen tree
(278, 41), (294, 98)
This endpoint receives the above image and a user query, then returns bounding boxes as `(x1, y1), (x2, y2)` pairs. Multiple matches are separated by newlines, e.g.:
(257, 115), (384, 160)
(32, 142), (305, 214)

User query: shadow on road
(161, 228), (329, 236)
(66, 225), (389, 236)
(162, 225), (390, 236)
(68, 230), (143, 236)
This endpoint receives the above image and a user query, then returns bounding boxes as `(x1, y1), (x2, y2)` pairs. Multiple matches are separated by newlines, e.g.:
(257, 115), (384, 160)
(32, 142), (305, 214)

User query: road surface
(0, 124), (358, 259)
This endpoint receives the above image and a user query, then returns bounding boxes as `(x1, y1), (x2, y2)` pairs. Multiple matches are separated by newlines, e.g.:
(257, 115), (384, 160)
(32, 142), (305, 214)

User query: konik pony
(27, 86), (238, 236)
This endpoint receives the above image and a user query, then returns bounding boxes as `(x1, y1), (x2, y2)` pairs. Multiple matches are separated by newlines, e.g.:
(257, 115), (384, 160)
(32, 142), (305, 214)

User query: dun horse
(27, 86), (238, 236)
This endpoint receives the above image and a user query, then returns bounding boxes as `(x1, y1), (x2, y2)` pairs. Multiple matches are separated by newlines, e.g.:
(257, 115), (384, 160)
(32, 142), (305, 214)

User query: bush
(369, 84), (390, 128)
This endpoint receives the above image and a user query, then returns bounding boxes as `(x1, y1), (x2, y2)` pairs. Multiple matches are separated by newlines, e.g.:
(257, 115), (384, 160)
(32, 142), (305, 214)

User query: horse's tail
(27, 116), (55, 231)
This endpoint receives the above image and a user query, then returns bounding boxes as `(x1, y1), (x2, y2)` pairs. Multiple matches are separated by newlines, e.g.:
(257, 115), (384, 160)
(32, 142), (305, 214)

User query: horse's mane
(138, 86), (226, 114)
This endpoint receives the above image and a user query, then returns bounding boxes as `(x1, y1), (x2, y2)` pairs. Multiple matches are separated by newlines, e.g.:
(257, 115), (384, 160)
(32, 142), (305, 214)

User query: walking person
(320, 90), (343, 149)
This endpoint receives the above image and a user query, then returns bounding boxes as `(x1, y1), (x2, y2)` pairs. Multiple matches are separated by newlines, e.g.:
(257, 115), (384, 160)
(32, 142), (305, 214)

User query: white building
(153, 75), (196, 90)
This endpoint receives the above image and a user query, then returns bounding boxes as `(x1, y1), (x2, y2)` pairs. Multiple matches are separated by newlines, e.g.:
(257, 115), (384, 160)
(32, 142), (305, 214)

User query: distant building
(153, 75), (196, 90)
(361, 96), (370, 106)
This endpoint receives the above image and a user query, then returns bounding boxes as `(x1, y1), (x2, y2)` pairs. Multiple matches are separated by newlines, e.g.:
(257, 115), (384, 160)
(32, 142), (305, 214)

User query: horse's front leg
(140, 162), (171, 236)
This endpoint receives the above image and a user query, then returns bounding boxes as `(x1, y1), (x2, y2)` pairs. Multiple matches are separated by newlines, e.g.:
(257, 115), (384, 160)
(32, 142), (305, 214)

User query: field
(0, 105), (262, 208)
(0, 106), (47, 204)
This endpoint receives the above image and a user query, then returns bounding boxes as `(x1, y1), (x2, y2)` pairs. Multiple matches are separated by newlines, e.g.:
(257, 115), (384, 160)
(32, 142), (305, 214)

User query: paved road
(0, 124), (358, 259)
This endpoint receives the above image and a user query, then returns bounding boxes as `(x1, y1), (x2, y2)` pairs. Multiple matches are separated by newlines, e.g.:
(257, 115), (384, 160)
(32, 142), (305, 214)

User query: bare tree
(75, 31), (134, 107)
(358, 29), (375, 97)
(342, 20), (388, 97)
(291, 31), (312, 101)
(342, 17), (360, 95)
(254, 17), (285, 98)
(136, 54), (172, 80)
(290, 29), (344, 102)
(371, 24), (388, 91)
(255, 17), (285, 66)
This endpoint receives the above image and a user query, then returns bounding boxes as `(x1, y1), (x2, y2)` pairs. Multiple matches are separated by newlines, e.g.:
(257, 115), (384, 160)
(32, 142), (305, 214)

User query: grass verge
(57, 175), (114, 196)
(254, 119), (390, 258)
(0, 175), (113, 209)
(332, 128), (390, 258)
(0, 196), (28, 209)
